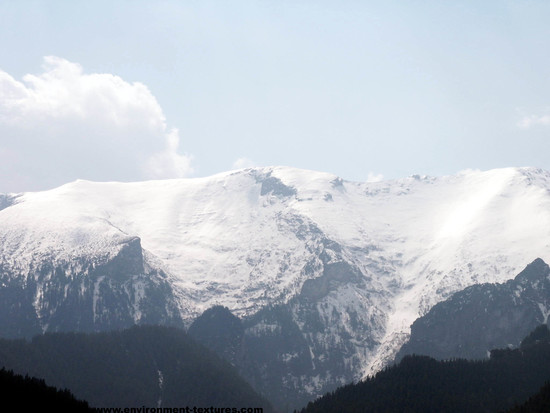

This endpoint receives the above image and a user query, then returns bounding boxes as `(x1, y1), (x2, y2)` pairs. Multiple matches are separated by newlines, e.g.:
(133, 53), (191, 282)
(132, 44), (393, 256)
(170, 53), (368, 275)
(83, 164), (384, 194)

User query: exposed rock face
(0, 237), (183, 338)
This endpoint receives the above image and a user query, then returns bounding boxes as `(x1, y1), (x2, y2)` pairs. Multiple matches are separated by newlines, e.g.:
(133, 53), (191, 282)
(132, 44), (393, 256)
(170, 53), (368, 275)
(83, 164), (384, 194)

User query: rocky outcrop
(0, 237), (183, 338)
(396, 258), (550, 362)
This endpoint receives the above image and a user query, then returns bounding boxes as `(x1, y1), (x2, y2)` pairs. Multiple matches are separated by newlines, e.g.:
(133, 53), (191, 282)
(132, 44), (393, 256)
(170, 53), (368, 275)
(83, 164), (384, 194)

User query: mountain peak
(516, 258), (550, 284)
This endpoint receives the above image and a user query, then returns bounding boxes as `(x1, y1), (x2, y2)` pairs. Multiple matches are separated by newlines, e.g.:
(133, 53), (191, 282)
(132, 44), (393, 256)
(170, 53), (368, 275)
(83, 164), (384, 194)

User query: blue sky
(1, 0), (550, 192)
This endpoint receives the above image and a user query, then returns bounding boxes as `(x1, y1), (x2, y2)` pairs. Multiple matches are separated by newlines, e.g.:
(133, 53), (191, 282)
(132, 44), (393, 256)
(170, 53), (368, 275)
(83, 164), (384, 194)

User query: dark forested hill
(0, 367), (93, 412)
(504, 381), (550, 413)
(298, 325), (550, 413)
(0, 325), (273, 411)
(188, 304), (326, 412)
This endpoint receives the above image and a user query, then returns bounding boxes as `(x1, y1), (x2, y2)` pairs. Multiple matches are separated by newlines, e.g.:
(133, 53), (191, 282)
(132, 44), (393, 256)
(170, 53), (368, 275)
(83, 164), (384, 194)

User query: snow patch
(538, 303), (550, 324)
(157, 369), (164, 408)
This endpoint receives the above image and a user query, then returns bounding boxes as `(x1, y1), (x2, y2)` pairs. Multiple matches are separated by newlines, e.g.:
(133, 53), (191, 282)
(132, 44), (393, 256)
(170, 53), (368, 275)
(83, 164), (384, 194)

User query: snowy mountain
(1, 166), (550, 406)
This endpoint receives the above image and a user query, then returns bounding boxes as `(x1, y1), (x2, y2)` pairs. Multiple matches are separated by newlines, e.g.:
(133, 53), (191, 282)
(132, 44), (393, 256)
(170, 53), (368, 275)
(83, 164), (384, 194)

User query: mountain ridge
(2, 165), (550, 406)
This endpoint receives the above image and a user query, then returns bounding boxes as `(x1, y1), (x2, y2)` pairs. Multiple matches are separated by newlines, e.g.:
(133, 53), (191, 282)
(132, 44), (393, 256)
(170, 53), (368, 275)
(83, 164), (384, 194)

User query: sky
(1, 0), (550, 193)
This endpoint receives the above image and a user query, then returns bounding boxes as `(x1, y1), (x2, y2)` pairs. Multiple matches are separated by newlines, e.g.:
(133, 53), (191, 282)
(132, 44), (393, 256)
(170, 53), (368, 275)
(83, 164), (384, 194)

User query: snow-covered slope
(1, 166), (550, 402)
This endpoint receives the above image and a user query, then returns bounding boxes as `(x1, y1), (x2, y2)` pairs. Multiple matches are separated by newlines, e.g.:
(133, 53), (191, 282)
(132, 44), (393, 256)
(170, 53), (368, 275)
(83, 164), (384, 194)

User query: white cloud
(146, 128), (193, 179)
(517, 112), (550, 129)
(232, 157), (257, 170)
(0, 56), (193, 192)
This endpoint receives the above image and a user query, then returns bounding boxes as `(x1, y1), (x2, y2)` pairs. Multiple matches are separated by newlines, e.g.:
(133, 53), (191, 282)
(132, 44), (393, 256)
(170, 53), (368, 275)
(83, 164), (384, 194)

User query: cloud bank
(0, 57), (192, 192)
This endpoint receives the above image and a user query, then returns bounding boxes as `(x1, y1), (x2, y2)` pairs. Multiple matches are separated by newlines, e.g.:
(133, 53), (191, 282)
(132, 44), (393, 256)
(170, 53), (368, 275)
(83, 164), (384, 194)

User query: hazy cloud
(0, 56), (193, 192)
(517, 111), (550, 129)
